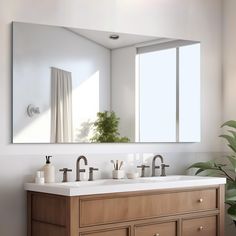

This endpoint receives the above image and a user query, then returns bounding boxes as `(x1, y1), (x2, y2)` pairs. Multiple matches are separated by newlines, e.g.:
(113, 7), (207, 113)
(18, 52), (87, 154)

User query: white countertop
(24, 175), (226, 196)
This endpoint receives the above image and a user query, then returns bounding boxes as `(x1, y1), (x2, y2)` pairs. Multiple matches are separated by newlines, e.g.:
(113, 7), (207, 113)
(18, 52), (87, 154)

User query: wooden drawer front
(182, 216), (216, 236)
(80, 189), (216, 227)
(32, 221), (66, 236)
(81, 227), (129, 236)
(32, 194), (66, 226)
(135, 222), (176, 236)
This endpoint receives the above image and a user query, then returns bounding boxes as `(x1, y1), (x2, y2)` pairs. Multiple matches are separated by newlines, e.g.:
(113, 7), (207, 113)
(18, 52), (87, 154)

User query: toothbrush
(116, 160), (118, 170)
(119, 161), (124, 170)
(110, 160), (116, 170)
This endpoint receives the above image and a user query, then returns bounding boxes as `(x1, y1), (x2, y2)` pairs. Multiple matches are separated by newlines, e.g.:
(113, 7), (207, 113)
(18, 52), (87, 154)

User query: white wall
(223, 0), (236, 235)
(111, 46), (136, 141)
(223, 0), (236, 122)
(13, 22), (110, 143)
(0, 0), (227, 235)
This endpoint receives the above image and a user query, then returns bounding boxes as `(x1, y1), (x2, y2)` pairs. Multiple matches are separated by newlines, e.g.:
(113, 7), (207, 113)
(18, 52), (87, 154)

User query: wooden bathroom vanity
(26, 176), (225, 236)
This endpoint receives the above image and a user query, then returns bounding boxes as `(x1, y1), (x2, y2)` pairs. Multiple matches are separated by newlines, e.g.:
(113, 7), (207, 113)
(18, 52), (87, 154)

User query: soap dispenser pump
(42, 155), (55, 183)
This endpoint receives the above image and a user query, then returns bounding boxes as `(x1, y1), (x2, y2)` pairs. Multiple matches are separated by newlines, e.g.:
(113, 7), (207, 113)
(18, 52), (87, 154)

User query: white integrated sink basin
(25, 175), (226, 196)
(57, 175), (196, 187)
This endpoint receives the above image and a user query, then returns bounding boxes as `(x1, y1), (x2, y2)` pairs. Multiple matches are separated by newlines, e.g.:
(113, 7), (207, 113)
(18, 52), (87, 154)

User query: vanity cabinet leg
(27, 192), (32, 236)
(218, 185), (225, 236)
(177, 219), (182, 236)
(66, 197), (79, 236)
(130, 224), (134, 236)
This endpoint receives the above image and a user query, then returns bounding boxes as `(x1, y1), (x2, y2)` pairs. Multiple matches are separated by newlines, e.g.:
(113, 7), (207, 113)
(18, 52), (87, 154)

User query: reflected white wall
(13, 23), (110, 143)
(73, 71), (100, 142)
(179, 43), (201, 142)
(111, 47), (136, 142)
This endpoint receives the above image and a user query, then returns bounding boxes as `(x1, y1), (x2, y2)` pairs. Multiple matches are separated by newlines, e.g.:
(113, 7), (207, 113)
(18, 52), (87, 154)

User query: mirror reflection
(12, 22), (200, 143)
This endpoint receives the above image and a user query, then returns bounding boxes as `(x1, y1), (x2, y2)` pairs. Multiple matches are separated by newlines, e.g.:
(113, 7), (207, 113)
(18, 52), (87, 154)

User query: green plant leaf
(219, 134), (236, 152)
(205, 169), (225, 177)
(226, 189), (236, 201)
(226, 181), (236, 190)
(225, 200), (236, 206)
(188, 161), (221, 176)
(214, 162), (227, 167)
(227, 156), (236, 173)
(221, 120), (236, 129)
(195, 168), (205, 175)
(228, 130), (236, 139)
(188, 161), (218, 170)
(228, 204), (236, 221)
(227, 168), (236, 174)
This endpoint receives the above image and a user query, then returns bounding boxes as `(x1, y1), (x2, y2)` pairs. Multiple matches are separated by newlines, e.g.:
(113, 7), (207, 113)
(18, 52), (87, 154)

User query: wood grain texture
(217, 185), (225, 236)
(66, 196), (79, 236)
(182, 216), (216, 236)
(80, 189), (217, 227)
(135, 221), (176, 236)
(27, 192), (32, 236)
(32, 221), (66, 236)
(32, 193), (66, 226)
(80, 227), (129, 236)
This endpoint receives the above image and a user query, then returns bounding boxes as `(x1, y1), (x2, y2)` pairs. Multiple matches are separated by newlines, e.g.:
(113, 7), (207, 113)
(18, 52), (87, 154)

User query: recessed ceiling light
(109, 34), (119, 40)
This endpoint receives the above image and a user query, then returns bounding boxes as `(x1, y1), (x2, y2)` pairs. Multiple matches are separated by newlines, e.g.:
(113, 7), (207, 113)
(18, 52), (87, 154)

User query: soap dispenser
(42, 156), (55, 183)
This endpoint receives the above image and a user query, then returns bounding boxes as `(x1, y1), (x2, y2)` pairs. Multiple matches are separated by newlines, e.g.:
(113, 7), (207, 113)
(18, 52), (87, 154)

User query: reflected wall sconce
(27, 104), (40, 117)
(109, 34), (119, 40)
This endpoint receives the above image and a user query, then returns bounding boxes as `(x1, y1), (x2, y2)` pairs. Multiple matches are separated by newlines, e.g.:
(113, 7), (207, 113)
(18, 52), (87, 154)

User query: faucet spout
(76, 155), (88, 181)
(152, 155), (163, 177)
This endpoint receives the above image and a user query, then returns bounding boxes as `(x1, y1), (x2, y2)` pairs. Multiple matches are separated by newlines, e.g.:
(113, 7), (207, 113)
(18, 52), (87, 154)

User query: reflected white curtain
(51, 67), (73, 143)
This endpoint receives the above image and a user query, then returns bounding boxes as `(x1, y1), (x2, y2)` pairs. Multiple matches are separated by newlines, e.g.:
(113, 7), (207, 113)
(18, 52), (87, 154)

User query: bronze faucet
(76, 155), (88, 181)
(152, 155), (169, 176)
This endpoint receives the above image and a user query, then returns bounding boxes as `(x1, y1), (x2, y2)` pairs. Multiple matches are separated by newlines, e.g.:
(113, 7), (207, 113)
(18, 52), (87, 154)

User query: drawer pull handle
(198, 198), (203, 203)
(198, 226), (204, 231)
(154, 234), (160, 236)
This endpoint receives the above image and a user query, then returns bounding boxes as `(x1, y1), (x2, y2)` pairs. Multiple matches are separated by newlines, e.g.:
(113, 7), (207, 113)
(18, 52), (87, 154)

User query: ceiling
(66, 27), (163, 49)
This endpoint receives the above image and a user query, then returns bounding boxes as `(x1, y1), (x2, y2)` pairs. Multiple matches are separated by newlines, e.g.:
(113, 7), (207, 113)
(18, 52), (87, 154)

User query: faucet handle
(137, 165), (150, 170)
(137, 165), (150, 177)
(137, 165), (150, 168)
(160, 164), (170, 176)
(88, 167), (99, 181)
(59, 168), (72, 182)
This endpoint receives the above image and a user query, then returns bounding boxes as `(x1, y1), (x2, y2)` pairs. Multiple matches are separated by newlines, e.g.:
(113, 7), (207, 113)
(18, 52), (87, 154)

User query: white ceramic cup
(112, 170), (125, 179)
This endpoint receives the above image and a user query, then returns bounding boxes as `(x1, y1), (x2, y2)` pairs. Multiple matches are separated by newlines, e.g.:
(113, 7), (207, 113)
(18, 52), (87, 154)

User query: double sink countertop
(24, 175), (226, 196)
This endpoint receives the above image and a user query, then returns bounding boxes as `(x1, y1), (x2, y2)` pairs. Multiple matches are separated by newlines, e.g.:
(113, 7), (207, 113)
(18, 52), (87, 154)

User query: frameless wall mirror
(12, 22), (200, 143)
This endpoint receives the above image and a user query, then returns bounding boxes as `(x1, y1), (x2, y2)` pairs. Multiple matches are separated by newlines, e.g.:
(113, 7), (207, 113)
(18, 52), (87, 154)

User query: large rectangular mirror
(12, 22), (200, 143)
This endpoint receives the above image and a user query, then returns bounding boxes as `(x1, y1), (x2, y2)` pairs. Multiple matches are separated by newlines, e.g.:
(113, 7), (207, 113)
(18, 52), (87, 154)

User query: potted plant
(188, 120), (236, 226)
(90, 111), (130, 143)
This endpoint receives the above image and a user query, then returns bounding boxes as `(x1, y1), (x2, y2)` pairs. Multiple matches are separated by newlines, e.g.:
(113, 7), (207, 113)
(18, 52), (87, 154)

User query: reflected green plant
(90, 111), (130, 143)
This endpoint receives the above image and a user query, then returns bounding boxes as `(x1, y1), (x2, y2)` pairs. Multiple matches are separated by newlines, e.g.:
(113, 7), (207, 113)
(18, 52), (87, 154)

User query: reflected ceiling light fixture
(109, 34), (119, 40)
(27, 104), (40, 117)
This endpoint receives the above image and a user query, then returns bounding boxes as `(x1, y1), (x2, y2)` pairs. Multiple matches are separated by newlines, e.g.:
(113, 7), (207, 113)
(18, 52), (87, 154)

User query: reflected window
(138, 48), (176, 142)
(136, 42), (200, 142)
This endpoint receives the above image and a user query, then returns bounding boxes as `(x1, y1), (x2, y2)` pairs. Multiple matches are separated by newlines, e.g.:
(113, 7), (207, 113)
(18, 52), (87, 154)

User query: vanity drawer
(32, 221), (66, 236)
(80, 189), (217, 227)
(135, 221), (176, 236)
(80, 227), (129, 236)
(182, 216), (216, 236)
(31, 193), (66, 226)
